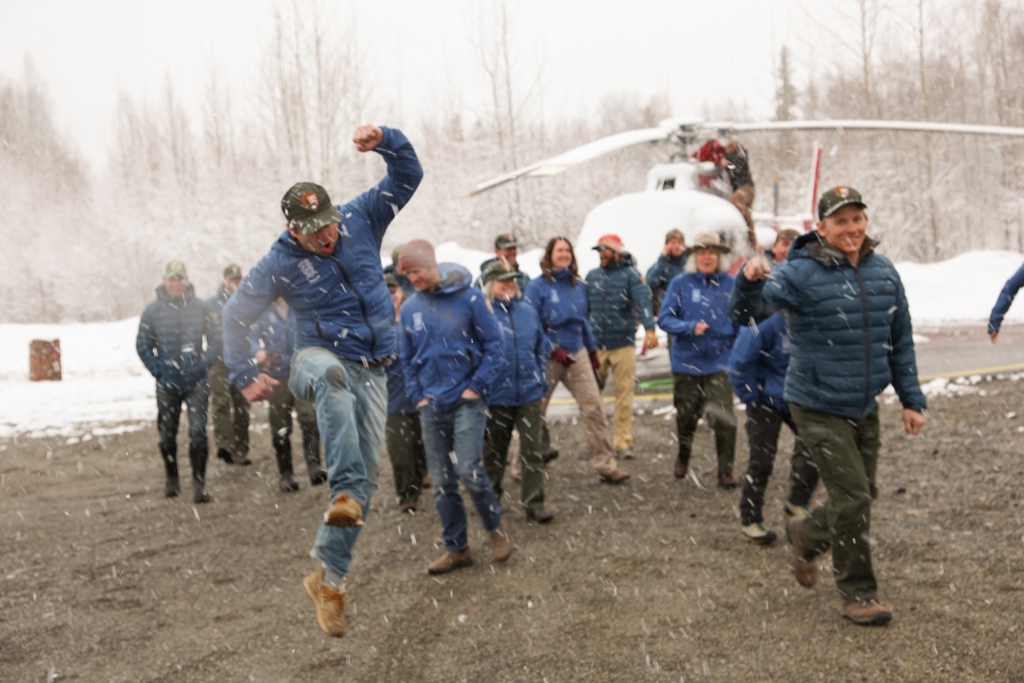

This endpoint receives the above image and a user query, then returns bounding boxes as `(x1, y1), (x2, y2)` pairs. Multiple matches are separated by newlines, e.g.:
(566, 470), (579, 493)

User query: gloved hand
(643, 329), (659, 351)
(551, 348), (576, 367)
(589, 351), (601, 372)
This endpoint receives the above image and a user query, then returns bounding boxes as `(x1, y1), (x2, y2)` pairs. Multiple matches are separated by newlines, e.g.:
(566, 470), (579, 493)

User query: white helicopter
(470, 116), (1024, 275)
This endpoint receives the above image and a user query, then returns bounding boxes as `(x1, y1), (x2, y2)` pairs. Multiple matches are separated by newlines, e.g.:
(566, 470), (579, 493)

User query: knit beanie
(398, 239), (437, 273)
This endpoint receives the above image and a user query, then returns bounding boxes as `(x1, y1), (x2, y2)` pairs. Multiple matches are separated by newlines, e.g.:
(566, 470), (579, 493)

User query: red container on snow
(29, 339), (61, 381)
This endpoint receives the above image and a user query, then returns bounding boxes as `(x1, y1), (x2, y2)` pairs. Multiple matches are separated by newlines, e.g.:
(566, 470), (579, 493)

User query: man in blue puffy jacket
(585, 233), (658, 460)
(743, 186), (926, 626)
(398, 239), (513, 575)
(988, 261), (1024, 342)
(137, 260), (220, 504)
(646, 228), (686, 315)
(221, 124), (422, 638)
(480, 262), (553, 523)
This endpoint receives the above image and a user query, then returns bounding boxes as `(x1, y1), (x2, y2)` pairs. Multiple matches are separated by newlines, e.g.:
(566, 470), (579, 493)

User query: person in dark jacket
(585, 233), (658, 459)
(249, 298), (326, 492)
(988, 261), (1024, 342)
(721, 137), (756, 241)
(480, 262), (553, 523)
(383, 244), (416, 300)
(646, 229), (686, 315)
(221, 124), (422, 638)
(657, 232), (739, 488)
(136, 260), (220, 503)
(398, 240), (512, 575)
(383, 274), (427, 514)
(206, 264), (252, 466)
(728, 310), (818, 545)
(524, 236), (630, 485)
(474, 232), (532, 289)
(743, 186), (927, 626)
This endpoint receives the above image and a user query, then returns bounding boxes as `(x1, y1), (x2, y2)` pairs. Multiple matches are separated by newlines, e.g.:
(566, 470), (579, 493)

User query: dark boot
(189, 444), (212, 503)
(275, 437), (299, 493)
(162, 447), (180, 498)
(302, 425), (326, 486)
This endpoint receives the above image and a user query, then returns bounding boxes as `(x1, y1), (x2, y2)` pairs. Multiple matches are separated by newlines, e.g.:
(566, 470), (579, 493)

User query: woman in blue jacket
(523, 237), (629, 485)
(481, 262), (554, 523)
(657, 232), (739, 488)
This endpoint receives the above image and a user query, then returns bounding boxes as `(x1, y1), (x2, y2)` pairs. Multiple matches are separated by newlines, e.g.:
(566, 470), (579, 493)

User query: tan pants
(597, 346), (636, 452)
(543, 350), (618, 477)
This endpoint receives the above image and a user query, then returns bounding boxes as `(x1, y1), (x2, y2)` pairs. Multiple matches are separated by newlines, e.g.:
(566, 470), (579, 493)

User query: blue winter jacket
(399, 264), (504, 413)
(222, 127), (423, 390)
(657, 271), (737, 376)
(386, 319), (418, 415)
(728, 311), (790, 412)
(988, 261), (1024, 334)
(488, 294), (549, 407)
(248, 304), (297, 380)
(585, 254), (655, 350)
(523, 269), (598, 355)
(137, 283), (221, 394)
(646, 253), (685, 313)
(761, 231), (926, 419)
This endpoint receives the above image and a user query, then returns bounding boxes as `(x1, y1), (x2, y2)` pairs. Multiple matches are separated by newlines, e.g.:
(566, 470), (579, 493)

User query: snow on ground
(1, 249), (1021, 438)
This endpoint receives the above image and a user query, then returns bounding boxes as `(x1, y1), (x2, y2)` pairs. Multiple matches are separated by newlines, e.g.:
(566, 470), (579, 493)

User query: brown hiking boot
(302, 569), (347, 637)
(787, 516), (817, 587)
(717, 473), (739, 489)
(491, 522), (513, 562)
(324, 493), (364, 527)
(427, 548), (474, 575)
(842, 598), (893, 626)
(673, 459), (688, 479)
(599, 468), (630, 485)
(526, 507), (554, 524)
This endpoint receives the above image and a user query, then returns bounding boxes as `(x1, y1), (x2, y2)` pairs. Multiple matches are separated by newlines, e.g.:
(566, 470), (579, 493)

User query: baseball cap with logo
(483, 261), (520, 284)
(281, 182), (344, 235)
(818, 186), (867, 220)
(165, 260), (188, 279)
(223, 264), (242, 280)
(495, 233), (518, 249)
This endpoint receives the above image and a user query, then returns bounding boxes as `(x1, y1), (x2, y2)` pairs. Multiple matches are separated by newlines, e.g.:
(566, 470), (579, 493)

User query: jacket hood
(433, 262), (473, 295)
(157, 282), (197, 303)
(603, 253), (635, 270)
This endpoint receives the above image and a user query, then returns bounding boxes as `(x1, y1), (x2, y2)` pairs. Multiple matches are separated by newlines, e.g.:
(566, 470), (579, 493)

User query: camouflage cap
(223, 263), (242, 280)
(774, 229), (800, 244)
(384, 272), (399, 288)
(483, 261), (520, 285)
(495, 233), (518, 249)
(818, 186), (867, 220)
(164, 260), (188, 279)
(665, 228), (685, 244)
(281, 182), (343, 235)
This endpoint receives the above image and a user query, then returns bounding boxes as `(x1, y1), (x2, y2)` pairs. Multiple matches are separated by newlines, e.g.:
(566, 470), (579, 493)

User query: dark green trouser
(483, 400), (545, 511)
(267, 379), (318, 475)
(385, 413), (427, 506)
(209, 360), (250, 456)
(791, 404), (881, 601)
(672, 372), (737, 476)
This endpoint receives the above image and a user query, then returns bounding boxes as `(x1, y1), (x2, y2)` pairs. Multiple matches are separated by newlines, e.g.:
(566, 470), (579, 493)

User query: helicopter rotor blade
(707, 119), (1024, 138)
(469, 127), (668, 195)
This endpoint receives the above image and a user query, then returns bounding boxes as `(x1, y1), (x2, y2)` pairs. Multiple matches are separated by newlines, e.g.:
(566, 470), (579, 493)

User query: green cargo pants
(385, 413), (428, 507)
(672, 372), (737, 476)
(483, 400), (545, 512)
(790, 404), (881, 601)
(209, 360), (250, 456)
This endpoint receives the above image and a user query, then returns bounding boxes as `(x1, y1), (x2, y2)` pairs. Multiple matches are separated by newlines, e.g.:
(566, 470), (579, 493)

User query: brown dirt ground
(1, 379), (1023, 683)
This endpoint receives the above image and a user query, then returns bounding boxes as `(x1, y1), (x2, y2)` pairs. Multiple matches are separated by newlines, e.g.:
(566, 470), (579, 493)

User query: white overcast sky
(0, 0), (829, 168)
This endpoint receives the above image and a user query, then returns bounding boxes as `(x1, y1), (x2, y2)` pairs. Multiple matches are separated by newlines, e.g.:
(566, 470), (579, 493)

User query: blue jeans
(289, 347), (386, 578)
(419, 397), (503, 551)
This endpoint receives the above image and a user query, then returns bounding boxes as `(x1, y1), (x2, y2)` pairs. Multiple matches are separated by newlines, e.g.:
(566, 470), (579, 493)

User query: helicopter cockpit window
(659, 178), (675, 190)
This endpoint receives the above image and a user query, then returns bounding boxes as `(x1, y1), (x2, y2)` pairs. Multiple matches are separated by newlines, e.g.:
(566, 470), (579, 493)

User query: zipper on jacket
(329, 254), (378, 358)
(853, 264), (871, 414)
